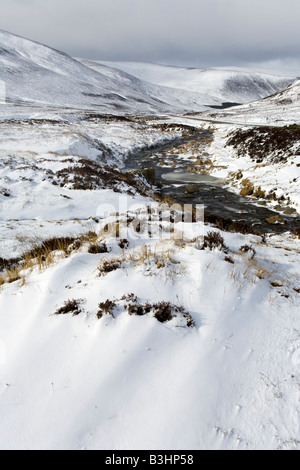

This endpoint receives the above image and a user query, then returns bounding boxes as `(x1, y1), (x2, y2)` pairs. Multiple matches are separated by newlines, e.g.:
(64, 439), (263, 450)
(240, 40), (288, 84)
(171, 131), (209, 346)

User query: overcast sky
(1, 0), (300, 71)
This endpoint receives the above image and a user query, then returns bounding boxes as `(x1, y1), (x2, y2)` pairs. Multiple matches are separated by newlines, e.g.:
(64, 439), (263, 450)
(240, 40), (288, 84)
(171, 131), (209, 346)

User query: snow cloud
(1, 0), (300, 69)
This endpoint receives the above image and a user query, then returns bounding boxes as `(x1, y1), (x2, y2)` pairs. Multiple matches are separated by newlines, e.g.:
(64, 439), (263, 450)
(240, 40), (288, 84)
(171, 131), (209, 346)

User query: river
(124, 129), (300, 234)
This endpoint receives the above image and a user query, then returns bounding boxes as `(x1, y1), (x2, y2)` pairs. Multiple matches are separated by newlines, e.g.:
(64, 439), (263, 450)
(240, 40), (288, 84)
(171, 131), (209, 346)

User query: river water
(125, 129), (300, 234)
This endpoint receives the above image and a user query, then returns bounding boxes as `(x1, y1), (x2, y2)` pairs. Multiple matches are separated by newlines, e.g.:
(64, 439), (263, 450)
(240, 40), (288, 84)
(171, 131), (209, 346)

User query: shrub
(226, 126), (300, 164)
(240, 179), (254, 196)
(118, 239), (130, 250)
(128, 302), (152, 316)
(203, 231), (226, 251)
(55, 299), (82, 316)
(97, 300), (116, 319)
(292, 228), (300, 238)
(104, 295), (195, 327)
(99, 259), (122, 275)
(253, 186), (266, 199)
(153, 302), (173, 323)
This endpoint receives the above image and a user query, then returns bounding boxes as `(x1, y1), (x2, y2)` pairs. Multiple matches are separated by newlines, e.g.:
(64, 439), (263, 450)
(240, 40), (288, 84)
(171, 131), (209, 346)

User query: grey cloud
(1, 0), (300, 70)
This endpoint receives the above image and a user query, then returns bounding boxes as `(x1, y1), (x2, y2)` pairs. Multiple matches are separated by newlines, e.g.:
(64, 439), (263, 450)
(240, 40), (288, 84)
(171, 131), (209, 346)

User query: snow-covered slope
(98, 61), (295, 105)
(1, 207), (300, 450)
(0, 30), (221, 114)
(0, 29), (295, 116)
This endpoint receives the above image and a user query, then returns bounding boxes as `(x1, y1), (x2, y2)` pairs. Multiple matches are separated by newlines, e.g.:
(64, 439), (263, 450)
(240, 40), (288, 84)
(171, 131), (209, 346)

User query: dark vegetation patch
(204, 213), (261, 235)
(99, 259), (122, 275)
(118, 239), (130, 250)
(55, 159), (156, 196)
(128, 301), (152, 317)
(226, 125), (300, 164)
(271, 281), (284, 288)
(0, 256), (21, 273)
(150, 123), (197, 135)
(79, 114), (137, 123)
(88, 242), (109, 254)
(203, 231), (228, 252)
(97, 300), (116, 319)
(292, 228), (300, 238)
(55, 299), (82, 316)
(2, 118), (68, 126)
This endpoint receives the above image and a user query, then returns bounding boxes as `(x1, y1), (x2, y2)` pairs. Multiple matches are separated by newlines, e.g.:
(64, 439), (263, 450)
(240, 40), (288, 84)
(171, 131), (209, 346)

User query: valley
(0, 30), (300, 451)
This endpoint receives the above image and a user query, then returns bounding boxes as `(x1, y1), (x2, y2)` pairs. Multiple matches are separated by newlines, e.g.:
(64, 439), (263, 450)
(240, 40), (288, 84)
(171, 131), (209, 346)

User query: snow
(0, 29), (300, 451)
(0, 30), (215, 115)
(202, 122), (300, 210)
(97, 61), (295, 105)
(1, 217), (300, 450)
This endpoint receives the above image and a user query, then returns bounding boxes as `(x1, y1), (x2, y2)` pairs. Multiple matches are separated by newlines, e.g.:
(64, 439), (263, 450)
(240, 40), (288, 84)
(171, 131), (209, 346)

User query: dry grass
(97, 242), (178, 278)
(0, 231), (99, 287)
(5, 266), (22, 284)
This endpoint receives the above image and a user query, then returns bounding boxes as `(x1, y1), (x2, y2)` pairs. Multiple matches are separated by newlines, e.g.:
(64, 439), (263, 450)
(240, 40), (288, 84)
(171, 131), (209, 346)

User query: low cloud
(1, 0), (300, 71)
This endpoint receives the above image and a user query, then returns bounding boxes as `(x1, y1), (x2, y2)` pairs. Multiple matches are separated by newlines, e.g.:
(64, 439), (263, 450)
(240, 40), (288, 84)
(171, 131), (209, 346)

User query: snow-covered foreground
(0, 215), (300, 450)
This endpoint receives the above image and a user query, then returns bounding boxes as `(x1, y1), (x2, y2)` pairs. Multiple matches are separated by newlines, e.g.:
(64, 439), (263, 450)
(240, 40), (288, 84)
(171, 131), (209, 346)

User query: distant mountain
(0, 30), (296, 116)
(0, 30), (219, 114)
(97, 61), (295, 106)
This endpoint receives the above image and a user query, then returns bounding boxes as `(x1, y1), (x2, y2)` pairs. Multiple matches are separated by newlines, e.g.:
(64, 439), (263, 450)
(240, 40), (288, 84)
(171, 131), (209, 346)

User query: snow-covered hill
(0, 30), (221, 114)
(97, 61), (295, 106)
(0, 29), (294, 116)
